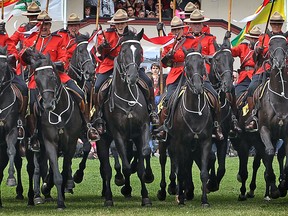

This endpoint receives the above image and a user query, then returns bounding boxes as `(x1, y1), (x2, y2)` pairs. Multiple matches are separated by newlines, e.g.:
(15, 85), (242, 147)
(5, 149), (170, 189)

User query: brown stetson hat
(170, 16), (184, 30)
(244, 26), (262, 38)
(107, 9), (135, 24)
(179, 2), (202, 15)
(184, 9), (210, 23)
(270, 11), (285, 24)
(67, 13), (81, 25)
(22, 2), (41, 16)
(37, 11), (52, 22)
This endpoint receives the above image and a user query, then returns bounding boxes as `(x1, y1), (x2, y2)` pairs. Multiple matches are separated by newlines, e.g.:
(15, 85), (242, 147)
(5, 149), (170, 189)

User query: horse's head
(183, 48), (206, 94)
(30, 52), (60, 111)
(0, 46), (12, 89)
(268, 34), (288, 71)
(117, 27), (144, 85)
(211, 48), (234, 93)
(70, 34), (95, 81)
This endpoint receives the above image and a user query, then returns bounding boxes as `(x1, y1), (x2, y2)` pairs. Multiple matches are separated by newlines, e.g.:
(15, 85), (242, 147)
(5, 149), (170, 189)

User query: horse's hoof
(157, 190), (166, 201)
(176, 196), (185, 205)
(66, 179), (75, 190)
(104, 200), (114, 207)
(168, 184), (177, 195)
(201, 203), (210, 208)
(143, 173), (154, 184)
(114, 176), (125, 186)
(264, 196), (271, 201)
(270, 190), (280, 199)
(73, 170), (84, 184)
(34, 196), (44, 205)
(41, 183), (51, 196)
(57, 203), (66, 210)
(141, 198), (152, 207)
(15, 194), (24, 200)
(246, 191), (255, 198)
(121, 186), (132, 198)
(238, 194), (247, 201)
(45, 195), (54, 202)
(64, 188), (74, 194)
(6, 178), (17, 187)
(185, 191), (194, 201)
(236, 174), (242, 182)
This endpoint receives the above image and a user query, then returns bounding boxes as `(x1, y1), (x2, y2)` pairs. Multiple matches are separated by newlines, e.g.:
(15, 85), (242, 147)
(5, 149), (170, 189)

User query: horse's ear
(284, 31), (288, 38)
(222, 37), (231, 50)
(136, 28), (144, 41)
(182, 47), (188, 56)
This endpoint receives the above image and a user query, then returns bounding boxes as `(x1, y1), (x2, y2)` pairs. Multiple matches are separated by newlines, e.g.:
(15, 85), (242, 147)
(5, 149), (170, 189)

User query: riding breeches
(65, 80), (85, 101)
(235, 77), (250, 99)
(13, 74), (28, 96)
(29, 88), (38, 112)
(247, 74), (262, 97)
(139, 67), (152, 88)
(165, 75), (182, 103)
(94, 69), (113, 93)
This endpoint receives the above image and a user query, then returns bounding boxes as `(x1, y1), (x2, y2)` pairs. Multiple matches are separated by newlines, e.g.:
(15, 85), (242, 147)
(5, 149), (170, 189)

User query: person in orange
(184, 9), (224, 140)
(20, 11), (98, 152)
(245, 12), (286, 132)
(94, 9), (159, 133)
(231, 26), (261, 99)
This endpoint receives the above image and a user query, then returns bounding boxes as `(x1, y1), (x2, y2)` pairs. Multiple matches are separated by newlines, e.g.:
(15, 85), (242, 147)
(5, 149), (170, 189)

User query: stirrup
(245, 116), (258, 132)
(17, 119), (25, 140)
(150, 111), (159, 126)
(28, 137), (40, 152)
(87, 123), (100, 142)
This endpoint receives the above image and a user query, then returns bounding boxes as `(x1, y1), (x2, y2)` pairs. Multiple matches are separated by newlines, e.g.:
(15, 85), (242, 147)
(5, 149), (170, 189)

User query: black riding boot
(27, 113), (40, 152)
(81, 101), (100, 141)
(245, 97), (258, 132)
(213, 101), (224, 141)
(18, 96), (28, 156)
(230, 93), (242, 134)
(92, 93), (106, 134)
(155, 106), (168, 141)
(148, 87), (159, 126)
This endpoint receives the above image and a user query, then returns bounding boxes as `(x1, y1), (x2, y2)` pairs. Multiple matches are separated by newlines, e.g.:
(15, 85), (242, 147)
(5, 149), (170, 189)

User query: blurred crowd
(84, 0), (201, 19)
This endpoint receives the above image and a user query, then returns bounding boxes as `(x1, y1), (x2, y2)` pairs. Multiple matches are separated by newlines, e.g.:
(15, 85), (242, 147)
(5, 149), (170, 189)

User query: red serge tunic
(0, 34), (18, 60)
(21, 33), (70, 89)
(162, 35), (196, 86)
(231, 42), (255, 84)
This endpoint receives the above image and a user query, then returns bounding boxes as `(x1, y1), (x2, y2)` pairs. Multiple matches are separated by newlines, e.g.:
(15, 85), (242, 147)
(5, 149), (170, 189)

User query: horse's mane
(75, 33), (90, 44)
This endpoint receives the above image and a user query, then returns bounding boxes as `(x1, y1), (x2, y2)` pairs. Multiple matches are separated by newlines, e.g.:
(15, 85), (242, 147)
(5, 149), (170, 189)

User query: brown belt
(242, 66), (254, 71)
(173, 62), (184, 68)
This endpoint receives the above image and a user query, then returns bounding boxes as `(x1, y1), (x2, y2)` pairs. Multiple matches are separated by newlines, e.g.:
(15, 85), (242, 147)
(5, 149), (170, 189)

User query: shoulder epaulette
(106, 28), (116, 32)
(57, 28), (68, 33)
(204, 32), (214, 36)
(51, 32), (62, 38)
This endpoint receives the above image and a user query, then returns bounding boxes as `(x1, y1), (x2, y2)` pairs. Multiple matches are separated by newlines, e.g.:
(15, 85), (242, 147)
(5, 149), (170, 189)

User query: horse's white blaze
(130, 45), (136, 63)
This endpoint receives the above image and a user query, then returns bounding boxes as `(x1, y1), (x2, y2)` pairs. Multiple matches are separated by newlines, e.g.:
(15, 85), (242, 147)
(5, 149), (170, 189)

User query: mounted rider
(93, 9), (159, 134)
(20, 11), (98, 152)
(245, 11), (286, 132)
(184, 9), (225, 140)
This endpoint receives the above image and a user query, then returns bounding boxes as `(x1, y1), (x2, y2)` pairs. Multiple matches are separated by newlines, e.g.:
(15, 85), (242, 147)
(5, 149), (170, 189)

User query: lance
(45, 0), (50, 12)
(228, 0), (232, 32)
(172, 0), (176, 17)
(96, 0), (101, 30)
(261, 0), (275, 48)
(1, 0), (4, 21)
(158, 0), (164, 94)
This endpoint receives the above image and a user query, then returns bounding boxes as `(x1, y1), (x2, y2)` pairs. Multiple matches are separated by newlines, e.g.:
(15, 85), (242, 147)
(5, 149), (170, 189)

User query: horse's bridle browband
(269, 35), (287, 43)
(76, 41), (88, 47)
(35, 65), (54, 71)
(121, 40), (141, 45)
(0, 55), (7, 59)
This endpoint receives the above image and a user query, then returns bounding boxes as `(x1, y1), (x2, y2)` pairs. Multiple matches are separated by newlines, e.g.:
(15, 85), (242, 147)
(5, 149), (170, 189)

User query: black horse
(0, 46), (20, 207)
(169, 49), (213, 206)
(95, 28), (152, 206)
(28, 51), (82, 209)
(257, 34), (288, 198)
(207, 40), (235, 192)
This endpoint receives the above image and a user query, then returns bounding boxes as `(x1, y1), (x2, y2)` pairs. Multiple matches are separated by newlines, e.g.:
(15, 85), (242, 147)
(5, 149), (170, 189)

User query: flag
(231, 0), (285, 47)
(3, 0), (63, 21)
(0, 0), (20, 20)
(142, 34), (175, 46)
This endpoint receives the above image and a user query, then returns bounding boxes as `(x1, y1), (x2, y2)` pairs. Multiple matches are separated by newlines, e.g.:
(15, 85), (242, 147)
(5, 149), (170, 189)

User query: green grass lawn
(0, 156), (287, 216)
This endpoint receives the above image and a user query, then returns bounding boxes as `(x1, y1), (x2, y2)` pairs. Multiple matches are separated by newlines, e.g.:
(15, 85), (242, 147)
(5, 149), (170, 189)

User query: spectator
(151, 62), (160, 75)
(155, 2), (164, 18)
(84, 5), (92, 18)
(115, 0), (124, 11)
(192, 0), (201, 9)
(163, 0), (184, 18)
(147, 10), (155, 18)
(138, 10), (146, 18)
(100, 0), (115, 17)
(134, 0), (145, 17)
(145, 0), (155, 13)
(127, 5), (136, 17)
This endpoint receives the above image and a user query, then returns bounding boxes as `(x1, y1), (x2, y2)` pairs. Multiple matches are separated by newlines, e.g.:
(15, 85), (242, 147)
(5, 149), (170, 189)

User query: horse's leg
(26, 150), (35, 206)
(0, 146), (9, 207)
(97, 135), (113, 206)
(200, 139), (211, 207)
(45, 143), (66, 209)
(14, 152), (24, 200)
(73, 136), (90, 184)
(185, 158), (194, 201)
(33, 151), (44, 205)
(6, 129), (18, 187)
(168, 145), (177, 195)
(215, 139), (228, 188)
(280, 139), (288, 197)
(207, 149), (218, 193)
(259, 126), (280, 199)
(157, 140), (168, 201)
(143, 154), (154, 184)
(110, 141), (125, 186)
(237, 138), (249, 201)
(277, 143), (287, 197)
(246, 152), (261, 198)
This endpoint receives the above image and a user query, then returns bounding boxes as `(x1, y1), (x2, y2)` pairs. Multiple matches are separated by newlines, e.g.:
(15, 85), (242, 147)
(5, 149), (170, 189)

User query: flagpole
(158, 0), (164, 94)
(261, 0), (275, 47)
(63, 0), (67, 30)
(228, 0), (232, 32)
(46, 0), (50, 12)
(172, 0), (176, 17)
(1, 0), (4, 20)
(96, 0), (101, 30)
